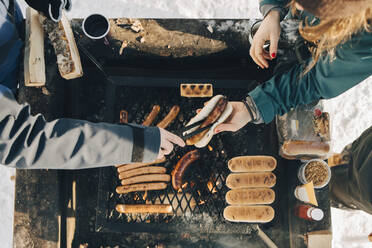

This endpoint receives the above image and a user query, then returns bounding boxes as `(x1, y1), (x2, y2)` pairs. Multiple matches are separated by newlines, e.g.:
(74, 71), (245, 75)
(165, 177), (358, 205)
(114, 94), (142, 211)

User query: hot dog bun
(228, 156), (277, 172)
(180, 84), (213, 98)
(226, 172), (276, 189)
(226, 188), (275, 205)
(184, 95), (233, 148)
(223, 205), (275, 223)
(282, 140), (330, 156)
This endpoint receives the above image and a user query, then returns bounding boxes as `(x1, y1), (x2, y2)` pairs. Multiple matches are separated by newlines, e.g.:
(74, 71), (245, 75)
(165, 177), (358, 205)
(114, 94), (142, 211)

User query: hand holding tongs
(176, 119), (214, 141)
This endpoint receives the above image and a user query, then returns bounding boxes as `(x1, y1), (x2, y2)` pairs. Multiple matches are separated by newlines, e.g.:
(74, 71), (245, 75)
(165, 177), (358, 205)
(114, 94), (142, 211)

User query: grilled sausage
(156, 105), (180, 129)
(142, 105), (161, 126)
(171, 150), (200, 190)
(116, 157), (166, 173)
(186, 97), (227, 146)
(228, 156), (277, 172)
(119, 166), (166, 180)
(121, 174), (171, 186)
(116, 182), (167, 194)
(115, 204), (173, 214)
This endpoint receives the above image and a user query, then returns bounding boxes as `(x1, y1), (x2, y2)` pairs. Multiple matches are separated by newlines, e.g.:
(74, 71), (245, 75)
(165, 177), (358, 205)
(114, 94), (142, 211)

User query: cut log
(42, 11), (83, 80)
(24, 7), (46, 87)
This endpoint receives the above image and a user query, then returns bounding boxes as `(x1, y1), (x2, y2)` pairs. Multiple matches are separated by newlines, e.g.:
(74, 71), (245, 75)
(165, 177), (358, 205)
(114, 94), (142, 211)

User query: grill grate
(96, 86), (279, 234)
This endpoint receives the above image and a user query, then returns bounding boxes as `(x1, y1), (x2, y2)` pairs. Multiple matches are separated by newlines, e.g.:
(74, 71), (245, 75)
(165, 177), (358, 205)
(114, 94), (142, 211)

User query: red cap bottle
(295, 205), (324, 221)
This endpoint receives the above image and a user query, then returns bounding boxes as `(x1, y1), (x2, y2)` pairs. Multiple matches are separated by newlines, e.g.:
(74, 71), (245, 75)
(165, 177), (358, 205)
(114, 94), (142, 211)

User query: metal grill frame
(96, 122), (281, 234)
(93, 67), (281, 234)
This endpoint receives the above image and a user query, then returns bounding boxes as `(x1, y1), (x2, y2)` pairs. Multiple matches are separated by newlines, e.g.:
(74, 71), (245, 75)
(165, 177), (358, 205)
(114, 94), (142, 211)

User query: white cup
(82, 14), (110, 40)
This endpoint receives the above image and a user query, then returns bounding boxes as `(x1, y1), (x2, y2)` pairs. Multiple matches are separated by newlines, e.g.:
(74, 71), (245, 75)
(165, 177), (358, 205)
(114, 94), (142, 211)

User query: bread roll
(223, 205), (275, 223)
(180, 84), (213, 98)
(226, 172), (276, 189)
(228, 156), (277, 172)
(226, 188), (275, 205)
(282, 140), (330, 156)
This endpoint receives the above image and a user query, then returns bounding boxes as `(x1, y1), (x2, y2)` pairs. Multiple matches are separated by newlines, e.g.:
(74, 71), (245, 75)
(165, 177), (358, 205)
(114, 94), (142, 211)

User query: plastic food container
(298, 159), (331, 189)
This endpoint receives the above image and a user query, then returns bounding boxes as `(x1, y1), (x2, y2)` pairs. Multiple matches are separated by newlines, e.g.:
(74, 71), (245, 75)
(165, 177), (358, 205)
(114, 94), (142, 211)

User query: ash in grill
(96, 86), (278, 234)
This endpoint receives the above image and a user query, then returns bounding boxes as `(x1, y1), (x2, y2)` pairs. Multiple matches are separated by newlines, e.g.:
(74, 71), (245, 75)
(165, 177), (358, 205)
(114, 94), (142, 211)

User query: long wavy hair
(291, 1), (372, 73)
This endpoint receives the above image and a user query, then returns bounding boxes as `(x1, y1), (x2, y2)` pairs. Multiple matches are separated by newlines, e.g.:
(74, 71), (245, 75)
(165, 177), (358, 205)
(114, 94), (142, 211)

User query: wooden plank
(42, 11), (83, 80)
(13, 170), (61, 248)
(24, 7), (46, 87)
(59, 11), (83, 80)
(66, 179), (76, 248)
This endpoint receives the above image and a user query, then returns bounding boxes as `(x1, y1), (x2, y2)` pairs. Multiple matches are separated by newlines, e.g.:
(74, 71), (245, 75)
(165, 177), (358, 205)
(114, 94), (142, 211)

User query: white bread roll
(226, 188), (275, 205)
(282, 140), (330, 156)
(223, 205), (275, 223)
(228, 156), (277, 172)
(226, 172), (276, 189)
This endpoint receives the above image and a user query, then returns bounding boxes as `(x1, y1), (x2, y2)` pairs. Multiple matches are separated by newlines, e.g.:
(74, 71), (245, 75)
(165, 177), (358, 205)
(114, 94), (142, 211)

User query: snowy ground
(1, 0), (370, 247)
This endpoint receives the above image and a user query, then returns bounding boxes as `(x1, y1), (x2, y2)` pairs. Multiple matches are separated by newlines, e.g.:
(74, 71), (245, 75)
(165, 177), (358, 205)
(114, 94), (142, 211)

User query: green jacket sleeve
(259, 0), (289, 18)
(249, 32), (372, 124)
(0, 85), (160, 169)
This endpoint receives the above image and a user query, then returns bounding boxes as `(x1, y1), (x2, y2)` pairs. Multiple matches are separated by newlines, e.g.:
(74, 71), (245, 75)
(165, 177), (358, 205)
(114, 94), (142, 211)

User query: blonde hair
(292, 2), (372, 73)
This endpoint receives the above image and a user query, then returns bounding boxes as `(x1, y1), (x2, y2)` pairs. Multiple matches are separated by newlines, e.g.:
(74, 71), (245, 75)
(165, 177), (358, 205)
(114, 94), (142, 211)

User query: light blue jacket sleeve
(0, 85), (160, 169)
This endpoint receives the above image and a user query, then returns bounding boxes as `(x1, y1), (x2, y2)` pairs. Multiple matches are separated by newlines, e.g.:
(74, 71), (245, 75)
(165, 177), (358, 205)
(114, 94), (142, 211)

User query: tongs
(176, 120), (214, 141)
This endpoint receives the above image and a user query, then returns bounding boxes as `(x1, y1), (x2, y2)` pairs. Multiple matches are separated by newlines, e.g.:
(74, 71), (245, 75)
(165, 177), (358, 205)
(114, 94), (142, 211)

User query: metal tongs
(177, 119), (214, 141)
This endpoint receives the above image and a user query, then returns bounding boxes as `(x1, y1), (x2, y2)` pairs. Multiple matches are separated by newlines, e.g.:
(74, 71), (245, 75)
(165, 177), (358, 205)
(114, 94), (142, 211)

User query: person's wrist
(242, 97), (258, 122)
(266, 9), (280, 21)
(242, 100), (254, 121)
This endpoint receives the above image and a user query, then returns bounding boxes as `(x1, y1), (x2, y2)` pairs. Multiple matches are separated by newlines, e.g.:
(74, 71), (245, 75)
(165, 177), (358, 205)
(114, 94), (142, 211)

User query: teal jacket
(250, 0), (372, 123)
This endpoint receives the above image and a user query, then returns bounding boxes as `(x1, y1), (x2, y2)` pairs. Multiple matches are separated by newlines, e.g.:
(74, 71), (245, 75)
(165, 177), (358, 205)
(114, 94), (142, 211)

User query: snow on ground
(2, 1), (370, 247)
(323, 77), (372, 248)
(0, 167), (15, 248)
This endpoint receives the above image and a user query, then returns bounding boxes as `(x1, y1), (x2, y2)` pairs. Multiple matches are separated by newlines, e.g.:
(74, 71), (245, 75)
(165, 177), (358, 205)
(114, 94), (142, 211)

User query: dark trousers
(329, 126), (372, 214)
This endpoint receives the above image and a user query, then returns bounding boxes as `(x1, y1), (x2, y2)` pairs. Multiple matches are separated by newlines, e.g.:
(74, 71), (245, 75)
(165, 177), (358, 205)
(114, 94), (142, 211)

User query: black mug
(82, 14), (110, 40)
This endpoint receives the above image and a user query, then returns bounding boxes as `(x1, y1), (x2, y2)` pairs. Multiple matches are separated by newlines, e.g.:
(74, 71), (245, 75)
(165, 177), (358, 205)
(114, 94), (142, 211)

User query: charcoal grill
(95, 86), (282, 234)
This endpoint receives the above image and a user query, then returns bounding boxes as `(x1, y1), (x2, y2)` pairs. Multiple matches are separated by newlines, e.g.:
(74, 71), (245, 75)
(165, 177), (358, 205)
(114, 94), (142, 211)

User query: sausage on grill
(156, 105), (180, 129)
(116, 182), (167, 194)
(121, 174), (170, 186)
(171, 150), (200, 190)
(142, 105), (161, 126)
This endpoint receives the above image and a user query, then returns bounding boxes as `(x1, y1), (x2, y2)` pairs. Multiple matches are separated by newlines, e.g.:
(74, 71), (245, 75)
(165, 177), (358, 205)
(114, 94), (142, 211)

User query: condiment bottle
(294, 205), (324, 221)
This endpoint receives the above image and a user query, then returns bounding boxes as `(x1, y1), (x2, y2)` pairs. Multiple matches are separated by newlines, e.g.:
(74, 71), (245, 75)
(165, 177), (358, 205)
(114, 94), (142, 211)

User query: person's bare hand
(250, 10), (281, 69)
(214, 102), (252, 133)
(158, 128), (185, 159)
